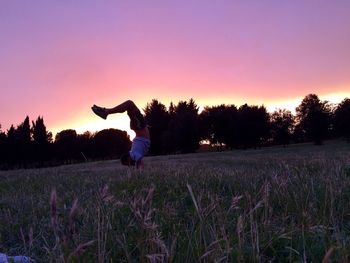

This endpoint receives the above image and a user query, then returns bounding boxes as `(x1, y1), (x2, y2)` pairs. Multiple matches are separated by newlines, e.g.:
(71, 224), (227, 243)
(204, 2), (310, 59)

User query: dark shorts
(127, 109), (147, 131)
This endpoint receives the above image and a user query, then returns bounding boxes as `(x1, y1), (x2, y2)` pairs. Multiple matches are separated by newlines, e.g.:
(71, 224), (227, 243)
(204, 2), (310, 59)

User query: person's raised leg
(92, 100), (139, 120)
(105, 100), (139, 115)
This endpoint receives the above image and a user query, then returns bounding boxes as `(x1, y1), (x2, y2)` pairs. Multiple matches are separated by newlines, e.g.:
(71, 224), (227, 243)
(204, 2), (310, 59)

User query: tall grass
(0, 141), (349, 262)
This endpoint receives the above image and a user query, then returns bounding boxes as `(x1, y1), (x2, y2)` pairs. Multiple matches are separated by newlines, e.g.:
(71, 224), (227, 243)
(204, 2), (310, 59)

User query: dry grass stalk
(322, 247), (334, 263)
(50, 189), (58, 233)
(229, 195), (242, 212)
(69, 198), (78, 235)
(100, 184), (114, 203)
(68, 240), (96, 260)
(127, 184), (170, 262)
(186, 184), (203, 221)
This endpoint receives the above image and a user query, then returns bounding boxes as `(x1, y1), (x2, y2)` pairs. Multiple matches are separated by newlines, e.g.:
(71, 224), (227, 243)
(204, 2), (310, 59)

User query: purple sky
(1, 1), (349, 136)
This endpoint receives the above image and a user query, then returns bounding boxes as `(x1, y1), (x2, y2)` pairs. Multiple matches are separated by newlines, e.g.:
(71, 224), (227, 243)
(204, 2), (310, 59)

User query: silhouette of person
(92, 100), (150, 168)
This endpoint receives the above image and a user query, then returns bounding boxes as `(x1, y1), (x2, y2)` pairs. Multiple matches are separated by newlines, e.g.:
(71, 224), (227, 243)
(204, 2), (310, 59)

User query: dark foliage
(236, 104), (270, 148)
(1, 94), (349, 169)
(169, 99), (200, 153)
(270, 109), (294, 146)
(0, 115), (133, 168)
(200, 104), (238, 149)
(295, 94), (332, 145)
(93, 129), (131, 158)
(32, 116), (53, 164)
(0, 125), (6, 166)
(334, 98), (350, 141)
(144, 99), (170, 155)
(54, 129), (80, 162)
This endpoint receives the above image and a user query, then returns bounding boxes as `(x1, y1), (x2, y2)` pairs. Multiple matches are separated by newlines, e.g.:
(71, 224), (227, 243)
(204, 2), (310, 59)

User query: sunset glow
(1, 1), (349, 138)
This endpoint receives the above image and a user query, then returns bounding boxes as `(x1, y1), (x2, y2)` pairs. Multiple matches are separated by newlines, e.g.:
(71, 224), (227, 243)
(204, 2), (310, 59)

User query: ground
(0, 140), (350, 262)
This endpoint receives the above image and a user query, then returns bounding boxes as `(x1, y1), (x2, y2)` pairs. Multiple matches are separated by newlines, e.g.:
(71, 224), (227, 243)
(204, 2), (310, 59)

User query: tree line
(0, 94), (349, 169)
(0, 118), (131, 169)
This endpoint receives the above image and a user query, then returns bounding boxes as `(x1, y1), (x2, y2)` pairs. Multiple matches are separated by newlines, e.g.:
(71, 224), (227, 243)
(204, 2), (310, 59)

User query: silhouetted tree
(15, 116), (32, 165)
(32, 116), (53, 164)
(159, 102), (176, 153)
(0, 125), (6, 167)
(5, 125), (16, 165)
(144, 99), (170, 155)
(168, 102), (176, 117)
(334, 98), (350, 141)
(270, 109), (294, 146)
(200, 104), (238, 149)
(94, 129), (131, 158)
(77, 131), (94, 160)
(237, 104), (269, 148)
(296, 94), (331, 145)
(17, 116), (31, 142)
(54, 129), (79, 162)
(4, 94), (350, 169)
(200, 105), (222, 147)
(169, 99), (200, 153)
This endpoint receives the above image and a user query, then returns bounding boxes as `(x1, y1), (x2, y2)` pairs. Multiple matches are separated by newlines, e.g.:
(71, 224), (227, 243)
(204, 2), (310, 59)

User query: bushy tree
(296, 94), (331, 145)
(77, 131), (94, 160)
(270, 109), (294, 146)
(54, 129), (79, 162)
(200, 104), (238, 149)
(237, 104), (269, 148)
(334, 98), (350, 141)
(169, 99), (200, 153)
(94, 129), (131, 158)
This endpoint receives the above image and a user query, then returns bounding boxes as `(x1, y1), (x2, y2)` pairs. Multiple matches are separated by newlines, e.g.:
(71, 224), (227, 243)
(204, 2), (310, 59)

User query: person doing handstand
(92, 100), (150, 168)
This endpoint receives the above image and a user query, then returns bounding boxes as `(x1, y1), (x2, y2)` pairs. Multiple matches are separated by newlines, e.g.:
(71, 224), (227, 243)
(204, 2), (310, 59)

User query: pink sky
(1, 1), (349, 137)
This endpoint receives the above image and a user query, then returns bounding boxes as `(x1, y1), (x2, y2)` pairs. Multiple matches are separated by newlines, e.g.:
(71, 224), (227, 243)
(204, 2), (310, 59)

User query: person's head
(120, 152), (136, 166)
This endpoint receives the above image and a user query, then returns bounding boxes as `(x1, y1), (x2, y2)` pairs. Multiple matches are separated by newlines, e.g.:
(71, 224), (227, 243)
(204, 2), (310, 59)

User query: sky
(1, 1), (349, 138)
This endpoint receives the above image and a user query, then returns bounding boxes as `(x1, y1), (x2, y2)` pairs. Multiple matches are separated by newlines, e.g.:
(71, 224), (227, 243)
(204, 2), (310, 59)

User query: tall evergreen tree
(16, 116), (31, 142)
(144, 99), (170, 155)
(32, 116), (52, 144)
(0, 125), (6, 166)
(5, 125), (16, 165)
(15, 116), (32, 165)
(32, 116), (53, 163)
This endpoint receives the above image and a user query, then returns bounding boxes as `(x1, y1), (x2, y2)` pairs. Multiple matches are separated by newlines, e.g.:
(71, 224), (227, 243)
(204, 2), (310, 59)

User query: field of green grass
(1, 140), (350, 262)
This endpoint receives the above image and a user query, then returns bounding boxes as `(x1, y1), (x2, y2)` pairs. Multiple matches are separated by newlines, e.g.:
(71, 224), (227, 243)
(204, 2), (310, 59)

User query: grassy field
(1, 141), (350, 262)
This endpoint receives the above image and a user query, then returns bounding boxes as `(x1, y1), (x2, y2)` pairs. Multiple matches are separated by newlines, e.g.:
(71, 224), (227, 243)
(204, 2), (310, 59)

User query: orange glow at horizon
(48, 90), (349, 140)
(50, 109), (136, 140)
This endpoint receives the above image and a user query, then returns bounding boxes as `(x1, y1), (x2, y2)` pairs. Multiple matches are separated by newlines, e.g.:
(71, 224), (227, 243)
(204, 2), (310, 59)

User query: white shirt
(129, 136), (151, 161)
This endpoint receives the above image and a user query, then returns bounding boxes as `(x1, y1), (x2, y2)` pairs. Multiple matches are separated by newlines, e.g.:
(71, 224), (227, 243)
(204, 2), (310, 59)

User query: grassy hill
(1, 140), (350, 262)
